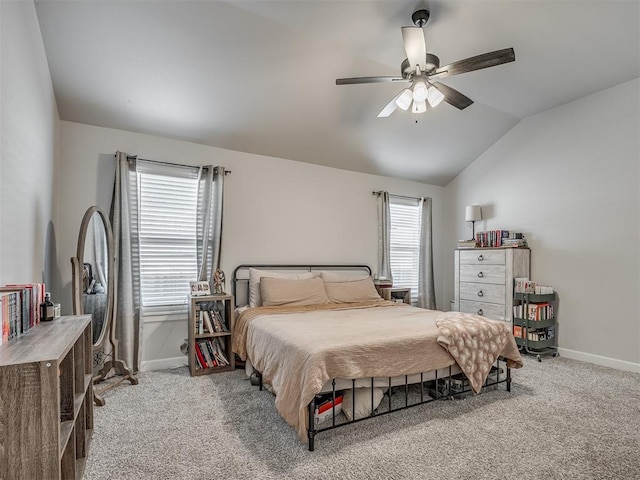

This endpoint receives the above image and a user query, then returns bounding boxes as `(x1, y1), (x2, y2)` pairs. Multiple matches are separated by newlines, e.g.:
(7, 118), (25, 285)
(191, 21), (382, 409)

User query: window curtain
(110, 151), (142, 373)
(92, 217), (108, 291)
(196, 166), (225, 284)
(376, 191), (393, 282)
(418, 197), (436, 309)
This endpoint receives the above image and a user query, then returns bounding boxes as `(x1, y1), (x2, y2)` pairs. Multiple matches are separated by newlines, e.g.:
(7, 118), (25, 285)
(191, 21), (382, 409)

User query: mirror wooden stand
(71, 205), (138, 406)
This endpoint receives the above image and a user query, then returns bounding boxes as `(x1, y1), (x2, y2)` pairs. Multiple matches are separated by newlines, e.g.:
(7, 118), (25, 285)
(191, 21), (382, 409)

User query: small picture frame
(190, 281), (211, 296)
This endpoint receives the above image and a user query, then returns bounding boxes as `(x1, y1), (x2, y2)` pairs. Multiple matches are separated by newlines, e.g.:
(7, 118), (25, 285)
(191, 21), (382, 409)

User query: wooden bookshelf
(188, 294), (235, 376)
(0, 315), (93, 480)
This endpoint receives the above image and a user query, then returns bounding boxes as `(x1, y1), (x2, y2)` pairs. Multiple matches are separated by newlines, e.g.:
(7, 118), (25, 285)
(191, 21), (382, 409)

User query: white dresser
(453, 248), (530, 322)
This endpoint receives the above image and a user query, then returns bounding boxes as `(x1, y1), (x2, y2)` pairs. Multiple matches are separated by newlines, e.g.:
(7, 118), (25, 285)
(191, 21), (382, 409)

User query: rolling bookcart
(512, 292), (558, 362)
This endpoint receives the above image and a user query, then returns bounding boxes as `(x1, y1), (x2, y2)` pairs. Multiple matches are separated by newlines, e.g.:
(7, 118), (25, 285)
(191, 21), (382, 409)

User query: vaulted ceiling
(35, 1), (639, 186)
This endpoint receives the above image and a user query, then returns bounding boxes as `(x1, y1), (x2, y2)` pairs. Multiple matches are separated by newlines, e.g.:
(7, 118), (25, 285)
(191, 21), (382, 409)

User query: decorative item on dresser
(0, 315), (93, 480)
(188, 294), (235, 376)
(453, 248), (530, 322)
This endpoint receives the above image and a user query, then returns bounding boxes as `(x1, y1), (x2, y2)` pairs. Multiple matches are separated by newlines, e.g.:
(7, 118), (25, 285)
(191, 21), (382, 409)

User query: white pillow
(320, 271), (371, 283)
(342, 387), (386, 421)
(248, 268), (315, 307)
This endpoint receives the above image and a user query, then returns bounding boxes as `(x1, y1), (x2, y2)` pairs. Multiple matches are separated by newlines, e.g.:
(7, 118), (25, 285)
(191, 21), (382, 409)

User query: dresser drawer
(459, 282), (506, 305)
(459, 300), (506, 321)
(459, 264), (506, 284)
(459, 250), (506, 265)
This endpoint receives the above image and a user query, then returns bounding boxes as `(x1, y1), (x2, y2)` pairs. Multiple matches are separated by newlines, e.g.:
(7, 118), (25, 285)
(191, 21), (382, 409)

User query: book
(314, 394), (343, 425)
(202, 310), (215, 333)
(457, 240), (477, 249)
(212, 309), (228, 332)
(194, 342), (208, 369)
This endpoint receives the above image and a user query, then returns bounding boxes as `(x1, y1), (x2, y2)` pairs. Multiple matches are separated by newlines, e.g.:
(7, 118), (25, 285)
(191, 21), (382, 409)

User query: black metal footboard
(252, 358), (511, 451)
(305, 358), (511, 451)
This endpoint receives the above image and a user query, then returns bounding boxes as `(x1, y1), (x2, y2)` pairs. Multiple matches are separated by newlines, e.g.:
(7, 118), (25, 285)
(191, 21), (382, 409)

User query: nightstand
(376, 287), (411, 305)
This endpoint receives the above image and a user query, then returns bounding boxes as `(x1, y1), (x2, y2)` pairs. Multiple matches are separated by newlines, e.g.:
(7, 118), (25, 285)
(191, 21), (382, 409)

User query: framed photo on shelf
(190, 281), (211, 296)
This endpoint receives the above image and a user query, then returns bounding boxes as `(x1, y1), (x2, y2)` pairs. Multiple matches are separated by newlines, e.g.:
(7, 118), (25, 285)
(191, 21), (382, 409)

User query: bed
(232, 264), (523, 450)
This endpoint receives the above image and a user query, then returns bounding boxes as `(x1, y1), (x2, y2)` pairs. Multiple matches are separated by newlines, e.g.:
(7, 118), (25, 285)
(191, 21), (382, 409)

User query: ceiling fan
(336, 9), (515, 117)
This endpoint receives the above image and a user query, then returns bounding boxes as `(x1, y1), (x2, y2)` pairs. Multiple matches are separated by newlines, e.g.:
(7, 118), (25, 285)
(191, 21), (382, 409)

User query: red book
(318, 396), (343, 414)
(194, 342), (208, 368)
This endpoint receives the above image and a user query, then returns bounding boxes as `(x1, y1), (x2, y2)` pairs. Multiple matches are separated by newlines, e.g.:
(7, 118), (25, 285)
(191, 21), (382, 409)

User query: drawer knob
(477, 290), (484, 297)
(477, 271), (484, 278)
(477, 309), (484, 315)
(478, 254), (484, 261)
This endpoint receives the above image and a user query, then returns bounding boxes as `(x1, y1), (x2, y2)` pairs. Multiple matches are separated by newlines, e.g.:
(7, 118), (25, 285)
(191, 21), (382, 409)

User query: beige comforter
(233, 302), (522, 441)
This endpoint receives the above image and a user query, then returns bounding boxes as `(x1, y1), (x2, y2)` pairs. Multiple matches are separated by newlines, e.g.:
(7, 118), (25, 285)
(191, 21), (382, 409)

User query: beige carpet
(84, 356), (640, 480)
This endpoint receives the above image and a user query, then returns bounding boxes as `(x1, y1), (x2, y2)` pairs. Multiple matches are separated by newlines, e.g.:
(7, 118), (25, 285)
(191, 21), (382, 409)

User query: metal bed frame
(233, 264), (512, 451)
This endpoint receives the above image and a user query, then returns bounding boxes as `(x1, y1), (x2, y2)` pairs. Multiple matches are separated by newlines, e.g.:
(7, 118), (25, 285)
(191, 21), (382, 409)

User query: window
(389, 197), (421, 305)
(136, 161), (201, 312)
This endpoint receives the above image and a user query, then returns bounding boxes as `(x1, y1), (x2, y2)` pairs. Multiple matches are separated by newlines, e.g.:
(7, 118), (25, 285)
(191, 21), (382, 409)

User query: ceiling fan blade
(431, 48), (515, 79)
(377, 92), (403, 118)
(336, 76), (408, 85)
(432, 82), (474, 110)
(401, 26), (427, 71)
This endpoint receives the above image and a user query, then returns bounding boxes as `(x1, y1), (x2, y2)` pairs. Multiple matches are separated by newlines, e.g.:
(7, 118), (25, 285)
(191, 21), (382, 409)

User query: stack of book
(476, 230), (527, 248)
(513, 302), (554, 321)
(514, 278), (554, 295)
(196, 308), (229, 334)
(457, 239), (477, 249)
(1, 283), (46, 345)
(314, 393), (343, 426)
(514, 326), (555, 342)
(194, 338), (230, 369)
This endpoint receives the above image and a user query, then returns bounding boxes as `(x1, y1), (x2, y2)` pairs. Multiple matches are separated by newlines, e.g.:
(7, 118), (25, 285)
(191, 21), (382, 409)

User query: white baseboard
(140, 356), (187, 372)
(557, 348), (640, 373)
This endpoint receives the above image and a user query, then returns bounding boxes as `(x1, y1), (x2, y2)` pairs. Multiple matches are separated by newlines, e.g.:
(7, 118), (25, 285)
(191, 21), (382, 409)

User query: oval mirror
(71, 206), (114, 350)
(72, 206), (138, 406)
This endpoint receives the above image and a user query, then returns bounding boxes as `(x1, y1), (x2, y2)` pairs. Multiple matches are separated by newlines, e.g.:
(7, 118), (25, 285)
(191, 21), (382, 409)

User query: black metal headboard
(232, 264), (372, 307)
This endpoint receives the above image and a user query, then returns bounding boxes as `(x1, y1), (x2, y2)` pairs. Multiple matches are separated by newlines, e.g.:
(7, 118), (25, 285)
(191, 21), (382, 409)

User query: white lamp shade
(427, 86), (445, 107)
(465, 205), (482, 222)
(412, 100), (427, 113)
(395, 89), (413, 111)
(412, 81), (428, 102)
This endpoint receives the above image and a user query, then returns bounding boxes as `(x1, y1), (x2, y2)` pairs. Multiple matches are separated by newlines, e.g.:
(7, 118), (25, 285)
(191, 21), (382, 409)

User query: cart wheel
(552, 352), (559, 358)
(536, 355), (542, 362)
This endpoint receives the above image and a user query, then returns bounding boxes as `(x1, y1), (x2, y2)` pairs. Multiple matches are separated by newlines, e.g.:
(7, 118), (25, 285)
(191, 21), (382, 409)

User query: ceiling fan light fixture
(412, 100), (427, 113)
(427, 86), (445, 107)
(412, 81), (428, 102)
(395, 88), (413, 110)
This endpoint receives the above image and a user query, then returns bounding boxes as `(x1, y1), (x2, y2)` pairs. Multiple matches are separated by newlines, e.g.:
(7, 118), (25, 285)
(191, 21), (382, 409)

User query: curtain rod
(125, 154), (231, 175)
(372, 191), (424, 201)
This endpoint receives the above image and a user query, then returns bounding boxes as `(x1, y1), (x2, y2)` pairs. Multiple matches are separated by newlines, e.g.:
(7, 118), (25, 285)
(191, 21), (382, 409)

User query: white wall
(444, 79), (640, 371)
(57, 121), (445, 370)
(0, 1), (59, 287)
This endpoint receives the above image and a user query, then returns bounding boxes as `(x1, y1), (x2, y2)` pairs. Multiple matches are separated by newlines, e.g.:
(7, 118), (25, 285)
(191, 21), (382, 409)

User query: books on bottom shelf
(513, 325), (555, 342)
(314, 393), (343, 426)
(194, 337), (230, 369)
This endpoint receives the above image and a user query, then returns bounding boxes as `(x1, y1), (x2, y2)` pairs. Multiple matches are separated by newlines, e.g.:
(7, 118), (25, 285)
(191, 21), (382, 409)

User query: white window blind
(389, 197), (421, 305)
(136, 162), (200, 312)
